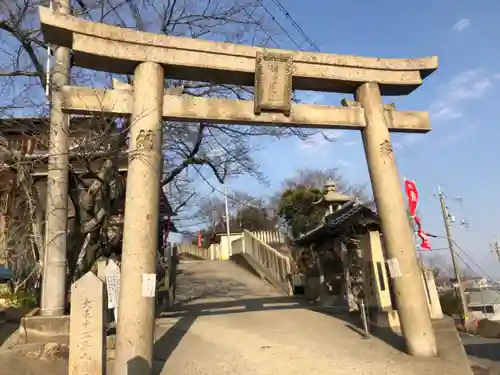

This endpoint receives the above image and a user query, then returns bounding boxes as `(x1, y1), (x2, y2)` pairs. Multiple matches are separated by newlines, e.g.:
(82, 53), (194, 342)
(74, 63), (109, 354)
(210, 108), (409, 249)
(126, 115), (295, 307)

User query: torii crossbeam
(38, 5), (439, 370)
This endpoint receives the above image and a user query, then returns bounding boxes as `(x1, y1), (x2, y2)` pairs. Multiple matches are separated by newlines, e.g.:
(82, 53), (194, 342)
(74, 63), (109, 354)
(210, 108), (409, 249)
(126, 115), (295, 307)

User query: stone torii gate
(39, 5), (439, 371)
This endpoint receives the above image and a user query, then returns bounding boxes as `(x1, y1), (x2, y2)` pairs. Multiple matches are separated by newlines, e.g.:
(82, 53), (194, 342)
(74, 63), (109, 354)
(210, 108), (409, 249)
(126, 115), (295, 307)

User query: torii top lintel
(39, 7), (437, 96)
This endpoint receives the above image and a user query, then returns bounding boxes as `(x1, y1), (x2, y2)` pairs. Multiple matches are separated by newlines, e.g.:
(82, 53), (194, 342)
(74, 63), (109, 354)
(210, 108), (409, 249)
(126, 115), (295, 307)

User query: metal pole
(438, 186), (468, 332)
(224, 185), (232, 257)
(491, 236), (500, 264)
(360, 300), (370, 338)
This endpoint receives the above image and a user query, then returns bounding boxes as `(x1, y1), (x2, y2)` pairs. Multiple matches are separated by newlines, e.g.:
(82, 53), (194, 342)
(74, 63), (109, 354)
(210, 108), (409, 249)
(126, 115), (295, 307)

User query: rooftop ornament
(314, 179), (356, 215)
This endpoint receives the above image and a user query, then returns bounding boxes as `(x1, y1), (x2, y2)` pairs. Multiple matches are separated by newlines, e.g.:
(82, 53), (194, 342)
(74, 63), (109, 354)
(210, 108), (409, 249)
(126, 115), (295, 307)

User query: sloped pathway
(152, 260), (474, 375)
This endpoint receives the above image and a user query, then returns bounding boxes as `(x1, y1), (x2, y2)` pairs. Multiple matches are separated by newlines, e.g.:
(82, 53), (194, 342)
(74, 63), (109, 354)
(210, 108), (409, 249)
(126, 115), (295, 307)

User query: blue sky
(3, 1), (495, 276)
(212, 0), (500, 277)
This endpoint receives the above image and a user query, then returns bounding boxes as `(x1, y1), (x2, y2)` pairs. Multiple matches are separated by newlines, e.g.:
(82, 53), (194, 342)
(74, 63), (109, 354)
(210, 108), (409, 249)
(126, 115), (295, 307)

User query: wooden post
(355, 82), (437, 357)
(114, 62), (164, 375)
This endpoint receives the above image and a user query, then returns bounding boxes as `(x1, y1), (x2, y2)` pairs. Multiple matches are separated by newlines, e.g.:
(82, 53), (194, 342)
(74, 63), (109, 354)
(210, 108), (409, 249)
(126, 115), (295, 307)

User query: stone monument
(69, 272), (106, 375)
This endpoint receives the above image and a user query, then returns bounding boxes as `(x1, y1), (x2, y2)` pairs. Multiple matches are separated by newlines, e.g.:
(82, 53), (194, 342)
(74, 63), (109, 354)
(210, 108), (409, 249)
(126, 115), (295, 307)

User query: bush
(6, 291), (36, 308)
(439, 291), (461, 316)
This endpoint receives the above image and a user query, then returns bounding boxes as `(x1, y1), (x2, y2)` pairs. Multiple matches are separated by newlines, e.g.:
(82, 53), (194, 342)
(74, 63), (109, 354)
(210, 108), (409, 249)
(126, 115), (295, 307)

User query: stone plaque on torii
(38, 4), (439, 369)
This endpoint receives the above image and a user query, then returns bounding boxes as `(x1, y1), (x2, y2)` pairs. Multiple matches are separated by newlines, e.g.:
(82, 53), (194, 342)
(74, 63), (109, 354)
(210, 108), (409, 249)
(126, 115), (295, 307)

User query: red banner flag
(404, 179), (419, 218)
(414, 216), (432, 250)
(197, 232), (203, 248)
(404, 179), (431, 251)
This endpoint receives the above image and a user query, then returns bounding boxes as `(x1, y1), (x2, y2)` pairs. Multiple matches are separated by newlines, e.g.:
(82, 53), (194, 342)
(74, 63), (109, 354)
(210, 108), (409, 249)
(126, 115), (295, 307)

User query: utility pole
(491, 237), (500, 264)
(211, 210), (217, 231)
(438, 186), (468, 331)
(224, 185), (232, 257)
(41, 0), (71, 317)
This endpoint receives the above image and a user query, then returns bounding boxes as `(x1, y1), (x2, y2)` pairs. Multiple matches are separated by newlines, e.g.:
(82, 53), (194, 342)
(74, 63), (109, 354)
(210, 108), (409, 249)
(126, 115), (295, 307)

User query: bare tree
(0, 142), (45, 297)
(195, 190), (276, 235)
(270, 167), (373, 214)
(0, 0), (326, 287)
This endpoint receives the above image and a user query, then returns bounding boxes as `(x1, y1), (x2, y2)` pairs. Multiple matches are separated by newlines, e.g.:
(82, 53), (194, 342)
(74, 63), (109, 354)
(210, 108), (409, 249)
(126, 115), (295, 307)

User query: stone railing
(235, 230), (292, 294)
(176, 243), (210, 259)
(250, 230), (285, 245)
(175, 233), (292, 294)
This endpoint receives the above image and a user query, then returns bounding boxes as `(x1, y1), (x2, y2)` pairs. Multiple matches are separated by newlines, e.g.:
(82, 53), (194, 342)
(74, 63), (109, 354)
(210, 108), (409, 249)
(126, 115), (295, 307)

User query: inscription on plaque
(105, 260), (120, 323)
(70, 272), (106, 375)
(254, 51), (293, 116)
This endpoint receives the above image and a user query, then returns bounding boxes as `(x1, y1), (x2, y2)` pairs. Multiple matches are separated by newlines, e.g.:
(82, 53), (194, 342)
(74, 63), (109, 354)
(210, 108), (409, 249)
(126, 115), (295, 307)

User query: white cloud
(432, 107), (462, 120)
(437, 123), (477, 147)
(342, 140), (358, 147)
(429, 69), (491, 122)
(297, 130), (344, 154)
(336, 159), (352, 168)
(392, 134), (423, 151)
(452, 18), (470, 33)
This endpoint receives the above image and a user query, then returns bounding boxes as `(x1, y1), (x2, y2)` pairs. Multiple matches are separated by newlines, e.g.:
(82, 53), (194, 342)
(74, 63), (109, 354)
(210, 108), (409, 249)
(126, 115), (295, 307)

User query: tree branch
(0, 71), (41, 77)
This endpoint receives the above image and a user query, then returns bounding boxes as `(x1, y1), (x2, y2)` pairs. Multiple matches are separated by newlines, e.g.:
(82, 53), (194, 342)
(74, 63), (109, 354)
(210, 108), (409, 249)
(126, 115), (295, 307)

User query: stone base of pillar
(372, 306), (445, 333)
(18, 315), (70, 345)
(371, 310), (401, 331)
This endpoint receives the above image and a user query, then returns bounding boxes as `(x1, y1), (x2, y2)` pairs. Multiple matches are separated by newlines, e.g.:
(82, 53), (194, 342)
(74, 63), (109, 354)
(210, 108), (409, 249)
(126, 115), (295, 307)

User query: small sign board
(105, 260), (121, 309)
(141, 273), (156, 298)
(386, 258), (402, 278)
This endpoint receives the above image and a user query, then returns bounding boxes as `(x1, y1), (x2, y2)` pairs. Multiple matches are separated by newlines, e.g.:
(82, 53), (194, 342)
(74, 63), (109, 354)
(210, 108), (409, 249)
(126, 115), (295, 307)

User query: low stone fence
(232, 230), (292, 294)
(176, 244), (210, 259)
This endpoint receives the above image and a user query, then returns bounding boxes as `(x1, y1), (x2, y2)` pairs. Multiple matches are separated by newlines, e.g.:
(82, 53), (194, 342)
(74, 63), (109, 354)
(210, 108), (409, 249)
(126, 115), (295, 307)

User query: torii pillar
(114, 62), (165, 375)
(355, 83), (437, 357)
(38, 6), (440, 359)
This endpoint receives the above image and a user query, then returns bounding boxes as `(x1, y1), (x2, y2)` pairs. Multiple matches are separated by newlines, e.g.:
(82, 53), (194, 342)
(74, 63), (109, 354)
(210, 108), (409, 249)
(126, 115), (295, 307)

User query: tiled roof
(292, 200), (379, 247)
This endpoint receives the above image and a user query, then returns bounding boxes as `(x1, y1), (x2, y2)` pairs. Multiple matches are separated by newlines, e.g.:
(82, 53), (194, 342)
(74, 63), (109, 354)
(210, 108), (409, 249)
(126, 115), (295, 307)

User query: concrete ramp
(152, 260), (474, 375)
(230, 252), (289, 294)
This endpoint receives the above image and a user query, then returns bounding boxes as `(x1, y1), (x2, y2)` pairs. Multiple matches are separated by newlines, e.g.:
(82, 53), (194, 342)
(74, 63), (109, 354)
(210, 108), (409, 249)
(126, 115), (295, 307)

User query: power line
(423, 232), (492, 281)
(255, 0), (303, 50)
(267, 0), (321, 52)
(242, 7), (282, 48)
(453, 249), (480, 278)
(451, 240), (500, 307)
(452, 239), (491, 281)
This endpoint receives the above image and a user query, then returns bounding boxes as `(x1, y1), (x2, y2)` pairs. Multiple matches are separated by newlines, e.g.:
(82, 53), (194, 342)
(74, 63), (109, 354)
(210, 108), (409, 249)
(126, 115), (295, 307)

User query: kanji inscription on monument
(69, 272), (106, 375)
(254, 51), (293, 116)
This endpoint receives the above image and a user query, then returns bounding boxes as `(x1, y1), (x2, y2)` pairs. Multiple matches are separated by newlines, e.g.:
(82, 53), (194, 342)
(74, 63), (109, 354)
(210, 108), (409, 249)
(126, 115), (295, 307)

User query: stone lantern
(314, 179), (355, 215)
